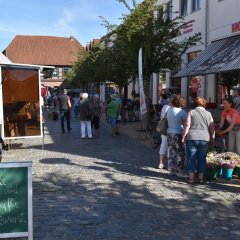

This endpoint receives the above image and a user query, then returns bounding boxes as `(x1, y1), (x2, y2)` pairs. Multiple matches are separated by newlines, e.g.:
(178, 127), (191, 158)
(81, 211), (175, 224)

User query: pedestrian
(107, 94), (119, 137)
(115, 92), (122, 135)
(79, 93), (92, 139)
(73, 94), (80, 118)
(217, 97), (240, 154)
(182, 97), (215, 184)
(160, 93), (168, 107)
(57, 89), (72, 133)
(233, 88), (240, 113)
(158, 94), (176, 169)
(166, 95), (188, 178)
(90, 94), (102, 137)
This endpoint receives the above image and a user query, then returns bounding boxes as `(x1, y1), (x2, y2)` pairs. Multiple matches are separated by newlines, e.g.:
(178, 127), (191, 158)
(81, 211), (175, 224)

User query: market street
(2, 114), (240, 240)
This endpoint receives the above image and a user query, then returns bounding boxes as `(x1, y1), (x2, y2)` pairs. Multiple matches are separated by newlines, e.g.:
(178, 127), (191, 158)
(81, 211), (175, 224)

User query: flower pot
(233, 167), (238, 175)
(222, 168), (234, 180)
(217, 166), (223, 177)
(235, 166), (240, 179)
(206, 167), (217, 180)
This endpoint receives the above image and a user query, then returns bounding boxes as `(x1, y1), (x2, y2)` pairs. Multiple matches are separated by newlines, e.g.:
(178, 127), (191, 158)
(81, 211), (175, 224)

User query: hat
(168, 94), (177, 103)
(82, 93), (88, 99)
(110, 93), (118, 100)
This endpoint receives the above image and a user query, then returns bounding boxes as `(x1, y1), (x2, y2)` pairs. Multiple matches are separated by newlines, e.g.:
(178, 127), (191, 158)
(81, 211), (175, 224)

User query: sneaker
(158, 164), (164, 169)
(62, 129), (65, 133)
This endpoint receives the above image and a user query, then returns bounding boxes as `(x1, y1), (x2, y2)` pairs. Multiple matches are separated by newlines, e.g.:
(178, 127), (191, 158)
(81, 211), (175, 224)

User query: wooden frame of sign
(0, 162), (33, 239)
(0, 65), (43, 140)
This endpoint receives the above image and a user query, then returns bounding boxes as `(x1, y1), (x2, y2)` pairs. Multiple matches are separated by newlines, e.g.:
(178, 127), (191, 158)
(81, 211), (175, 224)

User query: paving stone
(1, 114), (240, 239)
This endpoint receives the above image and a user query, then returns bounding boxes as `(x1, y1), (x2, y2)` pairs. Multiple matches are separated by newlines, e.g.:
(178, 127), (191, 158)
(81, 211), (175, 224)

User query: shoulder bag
(156, 111), (168, 136)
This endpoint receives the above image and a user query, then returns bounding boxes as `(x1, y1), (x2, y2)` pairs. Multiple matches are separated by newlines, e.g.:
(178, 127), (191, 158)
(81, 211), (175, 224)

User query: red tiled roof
(5, 35), (83, 66)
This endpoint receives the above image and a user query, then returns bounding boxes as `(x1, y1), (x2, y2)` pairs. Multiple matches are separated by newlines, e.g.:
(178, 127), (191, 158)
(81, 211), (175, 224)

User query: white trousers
(159, 135), (168, 155)
(80, 121), (92, 138)
(228, 130), (240, 154)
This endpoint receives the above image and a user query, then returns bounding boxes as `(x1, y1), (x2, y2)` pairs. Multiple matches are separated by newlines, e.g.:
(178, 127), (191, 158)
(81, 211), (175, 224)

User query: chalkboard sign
(0, 162), (32, 239)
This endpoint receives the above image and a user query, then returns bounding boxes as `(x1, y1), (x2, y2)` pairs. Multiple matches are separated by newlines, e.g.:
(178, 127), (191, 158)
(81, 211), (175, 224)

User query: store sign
(232, 21), (240, 33)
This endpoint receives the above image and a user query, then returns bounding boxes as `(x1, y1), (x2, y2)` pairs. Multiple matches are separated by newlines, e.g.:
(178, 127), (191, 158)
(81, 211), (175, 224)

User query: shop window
(192, 0), (200, 12)
(180, 0), (188, 16)
(188, 50), (201, 63)
(52, 67), (59, 78)
(166, 1), (173, 20)
(188, 77), (202, 107)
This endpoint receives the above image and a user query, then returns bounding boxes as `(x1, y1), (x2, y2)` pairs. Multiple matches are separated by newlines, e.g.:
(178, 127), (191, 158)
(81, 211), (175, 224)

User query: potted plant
(206, 152), (219, 180)
(217, 152), (239, 180)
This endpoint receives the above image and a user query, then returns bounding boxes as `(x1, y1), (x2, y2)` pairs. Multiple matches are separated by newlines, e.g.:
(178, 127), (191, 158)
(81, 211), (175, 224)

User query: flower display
(216, 152), (240, 169)
(206, 152), (219, 168)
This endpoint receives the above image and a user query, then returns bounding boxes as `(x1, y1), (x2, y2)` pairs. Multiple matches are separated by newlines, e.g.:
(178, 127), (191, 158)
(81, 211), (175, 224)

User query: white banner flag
(138, 48), (147, 116)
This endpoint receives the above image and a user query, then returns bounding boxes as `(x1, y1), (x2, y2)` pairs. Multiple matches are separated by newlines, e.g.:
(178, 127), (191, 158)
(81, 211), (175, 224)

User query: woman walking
(158, 94), (176, 169)
(107, 94), (119, 137)
(90, 94), (102, 137)
(167, 95), (188, 177)
(182, 97), (215, 184)
(79, 93), (92, 139)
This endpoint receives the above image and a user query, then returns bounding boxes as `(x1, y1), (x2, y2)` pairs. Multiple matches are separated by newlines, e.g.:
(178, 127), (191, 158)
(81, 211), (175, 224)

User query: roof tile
(5, 35), (83, 66)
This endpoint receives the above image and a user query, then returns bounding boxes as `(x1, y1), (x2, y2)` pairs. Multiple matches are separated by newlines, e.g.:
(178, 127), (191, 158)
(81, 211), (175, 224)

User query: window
(180, 0), (188, 16)
(192, 0), (200, 12)
(52, 67), (59, 78)
(188, 50), (201, 63)
(63, 67), (70, 76)
(43, 69), (52, 79)
(166, 1), (173, 19)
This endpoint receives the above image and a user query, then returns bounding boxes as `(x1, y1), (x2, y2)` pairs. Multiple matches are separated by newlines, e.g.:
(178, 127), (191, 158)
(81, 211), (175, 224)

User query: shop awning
(174, 34), (240, 78)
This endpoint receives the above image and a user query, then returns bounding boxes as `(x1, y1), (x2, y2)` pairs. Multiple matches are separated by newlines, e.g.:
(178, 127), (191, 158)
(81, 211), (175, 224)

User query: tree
(70, 0), (201, 97)
(113, 0), (201, 95)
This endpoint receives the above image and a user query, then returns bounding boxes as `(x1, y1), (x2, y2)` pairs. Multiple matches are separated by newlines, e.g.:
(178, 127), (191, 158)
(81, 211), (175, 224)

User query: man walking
(58, 89), (72, 133)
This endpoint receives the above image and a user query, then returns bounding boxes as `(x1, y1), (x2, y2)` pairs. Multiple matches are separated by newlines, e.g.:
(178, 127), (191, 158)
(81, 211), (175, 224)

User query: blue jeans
(74, 106), (79, 117)
(108, 117), (117, 128)
(60, 109), (71, 131)
(186, 140), (209, 174)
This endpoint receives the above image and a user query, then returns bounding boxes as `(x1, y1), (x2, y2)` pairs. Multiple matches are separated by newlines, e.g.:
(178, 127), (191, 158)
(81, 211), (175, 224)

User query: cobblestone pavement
(2, 113), (240, 240)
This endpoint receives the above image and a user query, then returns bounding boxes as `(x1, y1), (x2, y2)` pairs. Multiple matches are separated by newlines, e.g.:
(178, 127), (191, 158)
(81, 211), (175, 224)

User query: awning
(174, 34), (240, 78)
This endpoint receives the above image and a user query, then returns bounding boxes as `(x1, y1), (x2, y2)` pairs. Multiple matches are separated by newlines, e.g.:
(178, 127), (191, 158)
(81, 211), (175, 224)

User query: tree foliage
(70, 0), (201, 95)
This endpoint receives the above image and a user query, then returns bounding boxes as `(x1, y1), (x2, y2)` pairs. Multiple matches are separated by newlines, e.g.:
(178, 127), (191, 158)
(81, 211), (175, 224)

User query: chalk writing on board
(0, 174), (6, 186)
(0, 166), (29, 234)
(0, 210), (27, 226)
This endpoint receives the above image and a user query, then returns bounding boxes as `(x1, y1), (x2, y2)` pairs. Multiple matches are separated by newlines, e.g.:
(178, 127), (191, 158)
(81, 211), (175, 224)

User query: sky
(0, 0), (143, 51)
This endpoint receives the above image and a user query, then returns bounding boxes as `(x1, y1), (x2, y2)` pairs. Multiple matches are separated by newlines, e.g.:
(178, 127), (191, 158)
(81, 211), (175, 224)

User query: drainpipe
(204, 0), (209, 100)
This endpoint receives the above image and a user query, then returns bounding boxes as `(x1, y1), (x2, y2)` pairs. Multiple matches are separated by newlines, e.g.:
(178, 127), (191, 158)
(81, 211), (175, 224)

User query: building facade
(3, 35), (83, 90)
(157, 0), (240, 107)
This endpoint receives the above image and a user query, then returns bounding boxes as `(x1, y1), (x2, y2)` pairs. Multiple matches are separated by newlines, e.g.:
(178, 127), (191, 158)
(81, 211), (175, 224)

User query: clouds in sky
(0, 0), (142, 50)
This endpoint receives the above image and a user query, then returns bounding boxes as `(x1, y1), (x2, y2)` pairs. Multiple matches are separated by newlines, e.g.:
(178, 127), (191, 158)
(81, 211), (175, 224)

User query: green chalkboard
(0, 167), (28, 234)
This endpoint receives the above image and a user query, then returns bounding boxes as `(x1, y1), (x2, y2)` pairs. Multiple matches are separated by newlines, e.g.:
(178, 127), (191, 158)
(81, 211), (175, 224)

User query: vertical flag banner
(138, 48), (147, 117)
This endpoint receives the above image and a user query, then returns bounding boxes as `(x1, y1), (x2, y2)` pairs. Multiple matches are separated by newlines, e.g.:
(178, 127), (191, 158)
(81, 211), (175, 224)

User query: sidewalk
(1, 114), (240, 240)
(117, 118), (240, 187)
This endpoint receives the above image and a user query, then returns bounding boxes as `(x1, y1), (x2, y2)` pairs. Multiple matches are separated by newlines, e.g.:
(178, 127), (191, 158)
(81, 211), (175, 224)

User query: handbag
(156, 114), (168, 136)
